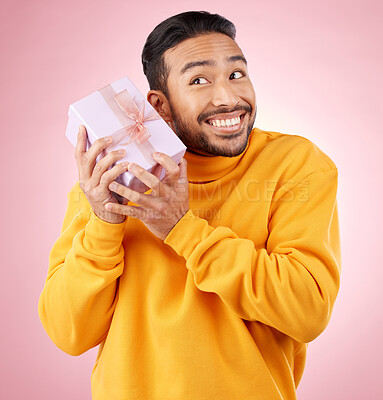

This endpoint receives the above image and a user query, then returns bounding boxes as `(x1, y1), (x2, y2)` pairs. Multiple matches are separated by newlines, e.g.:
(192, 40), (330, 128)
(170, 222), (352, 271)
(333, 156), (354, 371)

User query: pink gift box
(65, 76), (186, 189)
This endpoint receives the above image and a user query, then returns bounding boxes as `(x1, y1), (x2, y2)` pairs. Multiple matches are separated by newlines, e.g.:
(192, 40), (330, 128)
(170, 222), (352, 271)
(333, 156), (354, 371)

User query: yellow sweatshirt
(38, 127), (341, 400)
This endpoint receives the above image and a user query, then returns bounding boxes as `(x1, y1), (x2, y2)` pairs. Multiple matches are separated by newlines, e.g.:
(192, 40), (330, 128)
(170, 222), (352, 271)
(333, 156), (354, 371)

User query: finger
(151, 162), (163, 180)
(178, 157), (188, 182)
(152, 152), (180, 182)
(104, 202), (146, 220)
(108, 181), (154, 208)
(127, 163), (161, 195)
(81, 136), (113, 179)
(75, 125), (89, 180)
(99, 161), (129, 187)
(75, 125), (87, 158)
(89, 148), (126, 187)
(127, 163), (163, 194)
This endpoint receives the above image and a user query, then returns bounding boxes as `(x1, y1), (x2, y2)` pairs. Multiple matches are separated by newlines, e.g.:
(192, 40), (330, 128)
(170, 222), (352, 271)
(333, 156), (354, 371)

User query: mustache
(198, 104), (253, 125)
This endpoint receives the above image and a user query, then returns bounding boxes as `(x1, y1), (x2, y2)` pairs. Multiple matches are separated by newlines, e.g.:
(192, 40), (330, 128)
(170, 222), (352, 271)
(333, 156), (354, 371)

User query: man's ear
(147, 90), (172, 125)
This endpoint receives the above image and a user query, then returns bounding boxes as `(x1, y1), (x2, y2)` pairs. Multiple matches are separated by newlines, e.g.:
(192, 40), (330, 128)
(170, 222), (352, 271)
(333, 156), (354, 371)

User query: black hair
(141, 11), (236, 98)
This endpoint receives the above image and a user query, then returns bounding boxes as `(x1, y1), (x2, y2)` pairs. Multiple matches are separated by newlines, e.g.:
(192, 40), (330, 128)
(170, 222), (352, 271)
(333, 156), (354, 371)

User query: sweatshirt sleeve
(38, 182), (128, 356)
(164, 168), (341, 343)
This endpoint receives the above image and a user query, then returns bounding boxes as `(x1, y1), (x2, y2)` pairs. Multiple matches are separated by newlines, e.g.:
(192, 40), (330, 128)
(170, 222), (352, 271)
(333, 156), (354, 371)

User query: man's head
(142, 11), (257, 157)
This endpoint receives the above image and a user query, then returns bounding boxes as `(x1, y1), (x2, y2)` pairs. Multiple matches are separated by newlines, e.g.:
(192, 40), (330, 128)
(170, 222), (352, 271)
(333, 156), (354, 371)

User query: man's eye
(191, 77), (209, 85)
(230, 71), (245, 79)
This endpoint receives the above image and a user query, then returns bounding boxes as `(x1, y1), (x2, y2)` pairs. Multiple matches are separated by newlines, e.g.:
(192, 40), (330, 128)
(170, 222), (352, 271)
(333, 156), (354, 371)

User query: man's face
(163, 33), (257, 157)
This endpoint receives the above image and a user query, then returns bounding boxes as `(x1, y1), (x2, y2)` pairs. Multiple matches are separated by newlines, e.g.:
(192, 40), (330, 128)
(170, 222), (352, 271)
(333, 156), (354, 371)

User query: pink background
(1, 0), (381, 398)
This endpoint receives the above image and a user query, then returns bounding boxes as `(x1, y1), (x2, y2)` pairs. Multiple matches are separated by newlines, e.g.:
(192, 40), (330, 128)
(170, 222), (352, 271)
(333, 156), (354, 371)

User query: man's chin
(212, 129), (245, 141)
(207, 122), (253, 156)
(200, 131), (250, 157)
(172, 115), (253, 157)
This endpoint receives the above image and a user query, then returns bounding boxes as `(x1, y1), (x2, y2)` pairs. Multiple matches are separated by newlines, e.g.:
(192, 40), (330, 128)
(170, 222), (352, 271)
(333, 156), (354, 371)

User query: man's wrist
(92, 207), (127, 224)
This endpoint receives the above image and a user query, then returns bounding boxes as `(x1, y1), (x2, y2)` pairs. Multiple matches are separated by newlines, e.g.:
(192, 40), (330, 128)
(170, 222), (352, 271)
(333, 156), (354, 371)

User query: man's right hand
(75, 125), (129, 224)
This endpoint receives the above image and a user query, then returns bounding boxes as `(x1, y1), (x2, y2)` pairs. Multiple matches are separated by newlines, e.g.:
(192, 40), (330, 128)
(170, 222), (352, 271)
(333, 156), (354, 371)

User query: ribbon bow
(98, 84), (160, 164)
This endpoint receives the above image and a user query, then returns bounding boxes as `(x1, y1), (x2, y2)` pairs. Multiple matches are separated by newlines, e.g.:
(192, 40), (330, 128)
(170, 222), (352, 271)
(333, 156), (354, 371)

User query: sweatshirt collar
(184, 129), (254, 183)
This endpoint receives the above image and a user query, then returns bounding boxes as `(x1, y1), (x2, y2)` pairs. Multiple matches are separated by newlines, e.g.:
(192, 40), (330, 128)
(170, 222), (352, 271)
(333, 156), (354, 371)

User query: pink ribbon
(98, 84), (160, 164)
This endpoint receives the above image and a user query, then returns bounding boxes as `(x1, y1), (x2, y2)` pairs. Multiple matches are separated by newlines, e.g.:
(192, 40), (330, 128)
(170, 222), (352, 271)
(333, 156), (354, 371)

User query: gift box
(65, 76), (186, 189)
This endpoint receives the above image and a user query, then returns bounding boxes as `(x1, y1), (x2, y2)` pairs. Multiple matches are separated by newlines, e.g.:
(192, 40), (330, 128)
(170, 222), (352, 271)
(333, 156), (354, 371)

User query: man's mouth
(204, 111), (246, 132)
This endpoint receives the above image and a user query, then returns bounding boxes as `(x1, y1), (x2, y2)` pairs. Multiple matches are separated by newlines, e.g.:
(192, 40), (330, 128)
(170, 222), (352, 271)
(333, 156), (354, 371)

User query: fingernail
(118, 149), (126, 155)
(104, 136), (112, 142)
(153, 152), (161, 158)
(128, 163), (136, 171)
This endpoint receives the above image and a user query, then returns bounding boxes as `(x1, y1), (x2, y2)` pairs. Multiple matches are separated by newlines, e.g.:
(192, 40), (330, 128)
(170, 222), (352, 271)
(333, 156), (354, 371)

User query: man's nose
(211, 81), (240, 108)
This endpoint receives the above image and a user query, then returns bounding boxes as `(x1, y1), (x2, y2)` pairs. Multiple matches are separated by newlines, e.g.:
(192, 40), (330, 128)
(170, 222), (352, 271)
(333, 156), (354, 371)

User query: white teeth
(209, 116), (241, 127)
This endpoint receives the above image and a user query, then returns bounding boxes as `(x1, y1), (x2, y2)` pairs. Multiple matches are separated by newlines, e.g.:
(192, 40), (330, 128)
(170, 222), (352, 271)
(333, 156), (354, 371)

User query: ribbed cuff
(164, 209), (214, 260)
(82, 209), (127, 257)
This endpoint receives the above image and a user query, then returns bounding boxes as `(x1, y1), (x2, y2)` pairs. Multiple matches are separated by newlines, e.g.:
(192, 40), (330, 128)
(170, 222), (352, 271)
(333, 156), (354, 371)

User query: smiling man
(150, 32), (256, 158)
(38, 11), (341, 400)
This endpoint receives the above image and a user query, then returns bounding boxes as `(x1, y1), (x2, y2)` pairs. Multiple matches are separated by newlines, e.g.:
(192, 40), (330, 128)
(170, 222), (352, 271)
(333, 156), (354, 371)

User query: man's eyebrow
(227, 55), (247, 65)
(180, 60), (216, 74)
(180, 55), (247, 74)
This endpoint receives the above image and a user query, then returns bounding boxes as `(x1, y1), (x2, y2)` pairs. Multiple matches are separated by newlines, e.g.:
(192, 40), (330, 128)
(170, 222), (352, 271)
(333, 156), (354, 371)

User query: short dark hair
(141, 11), (236, 98)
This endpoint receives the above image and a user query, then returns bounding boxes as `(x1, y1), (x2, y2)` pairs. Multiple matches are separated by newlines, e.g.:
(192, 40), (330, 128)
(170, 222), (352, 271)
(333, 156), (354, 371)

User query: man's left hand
(105, 152), (189, 241)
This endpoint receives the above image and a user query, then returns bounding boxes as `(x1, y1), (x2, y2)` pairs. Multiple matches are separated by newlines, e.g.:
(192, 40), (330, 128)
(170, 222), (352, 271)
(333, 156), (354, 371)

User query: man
(38, 11), (341, 400)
